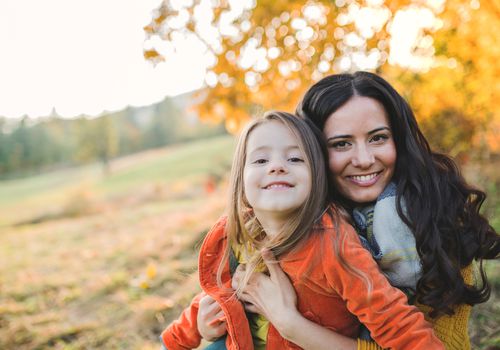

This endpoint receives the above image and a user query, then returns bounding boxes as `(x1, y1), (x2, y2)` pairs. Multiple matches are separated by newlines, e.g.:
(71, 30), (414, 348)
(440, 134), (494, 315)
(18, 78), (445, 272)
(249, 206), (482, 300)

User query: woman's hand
(232, 250), (357, 350)
(231, 249), (300, 337)
(196, 293), (227, 341)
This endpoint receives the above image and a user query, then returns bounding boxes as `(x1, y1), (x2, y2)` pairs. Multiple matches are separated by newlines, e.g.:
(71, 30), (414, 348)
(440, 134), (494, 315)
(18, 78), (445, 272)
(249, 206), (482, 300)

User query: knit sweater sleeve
(323, 222), (444, 350)
(356, 265), (474, 350)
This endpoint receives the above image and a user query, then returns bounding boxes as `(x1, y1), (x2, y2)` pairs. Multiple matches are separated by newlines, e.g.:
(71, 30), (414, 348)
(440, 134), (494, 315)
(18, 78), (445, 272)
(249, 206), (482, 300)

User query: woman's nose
(352, 146), (375, 168)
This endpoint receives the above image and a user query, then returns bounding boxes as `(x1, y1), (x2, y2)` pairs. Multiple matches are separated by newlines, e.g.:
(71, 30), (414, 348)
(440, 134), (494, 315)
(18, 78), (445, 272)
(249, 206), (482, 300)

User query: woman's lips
(346, 171), (382, 186)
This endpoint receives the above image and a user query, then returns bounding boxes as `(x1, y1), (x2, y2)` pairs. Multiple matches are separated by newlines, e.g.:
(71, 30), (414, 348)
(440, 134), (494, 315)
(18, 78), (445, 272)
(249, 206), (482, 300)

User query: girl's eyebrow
(249, 145), (300, 153)
(326, 126), (391, 141)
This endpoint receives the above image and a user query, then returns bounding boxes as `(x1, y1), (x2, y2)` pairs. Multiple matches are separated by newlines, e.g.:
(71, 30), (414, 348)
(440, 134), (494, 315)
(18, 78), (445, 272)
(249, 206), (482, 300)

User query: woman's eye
(330, 140), (350, 149)
(370, 134), (389, 143)
(288, 157), (304, 163)
(252, 158), (268, 164)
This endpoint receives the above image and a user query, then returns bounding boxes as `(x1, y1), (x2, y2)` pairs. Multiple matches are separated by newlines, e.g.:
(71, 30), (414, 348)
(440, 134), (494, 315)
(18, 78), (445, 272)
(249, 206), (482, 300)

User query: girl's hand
(232, 250), (300, 337)
(197, 293), (227, 341)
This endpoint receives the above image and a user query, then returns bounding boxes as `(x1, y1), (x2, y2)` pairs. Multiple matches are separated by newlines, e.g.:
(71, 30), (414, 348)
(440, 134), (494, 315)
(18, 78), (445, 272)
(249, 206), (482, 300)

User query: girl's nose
(268, 160), (288, 174)
(352, 146), (375, 168)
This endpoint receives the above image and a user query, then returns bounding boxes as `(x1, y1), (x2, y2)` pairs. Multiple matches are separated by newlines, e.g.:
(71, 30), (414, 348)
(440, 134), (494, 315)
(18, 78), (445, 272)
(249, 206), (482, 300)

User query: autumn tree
(144, 0), (500, 156)
(75, 114), (119, 174)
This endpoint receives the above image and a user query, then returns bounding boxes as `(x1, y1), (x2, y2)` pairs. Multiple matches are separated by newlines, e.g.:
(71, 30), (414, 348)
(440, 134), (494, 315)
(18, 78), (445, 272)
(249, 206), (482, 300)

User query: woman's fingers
(231, 264), (246, 290)
(261, 249), (282, 281)
(243, 301), (261, 314)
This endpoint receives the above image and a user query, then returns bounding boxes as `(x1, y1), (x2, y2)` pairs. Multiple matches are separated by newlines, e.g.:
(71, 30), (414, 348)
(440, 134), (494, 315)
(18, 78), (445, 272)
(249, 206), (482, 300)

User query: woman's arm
(233, 250), (357, 350)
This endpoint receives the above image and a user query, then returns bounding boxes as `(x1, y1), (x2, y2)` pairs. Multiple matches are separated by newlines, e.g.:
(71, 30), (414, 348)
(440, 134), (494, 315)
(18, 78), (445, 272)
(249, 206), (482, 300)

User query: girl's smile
(262, 181), (294, 190)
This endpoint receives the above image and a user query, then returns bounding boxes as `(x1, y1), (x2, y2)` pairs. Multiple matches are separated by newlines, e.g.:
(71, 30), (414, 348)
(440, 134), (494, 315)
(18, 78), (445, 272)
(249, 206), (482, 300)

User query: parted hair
(217, 111), (332, 295)
(296, 71), (500, 317)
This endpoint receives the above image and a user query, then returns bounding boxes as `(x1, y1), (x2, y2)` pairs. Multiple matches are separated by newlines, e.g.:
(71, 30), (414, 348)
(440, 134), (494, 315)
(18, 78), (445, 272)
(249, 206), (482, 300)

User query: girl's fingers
(199, 295), (222, 317)
(215, 321), (227, 333)
(208, 314), (226, 326)
(214, 309), (225, 319)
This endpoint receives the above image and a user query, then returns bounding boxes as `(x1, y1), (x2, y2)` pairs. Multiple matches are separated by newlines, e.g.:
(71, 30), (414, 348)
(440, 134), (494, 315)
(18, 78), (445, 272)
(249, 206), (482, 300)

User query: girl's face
(323, 96), (396, 205)
(244, 120), (311, 220)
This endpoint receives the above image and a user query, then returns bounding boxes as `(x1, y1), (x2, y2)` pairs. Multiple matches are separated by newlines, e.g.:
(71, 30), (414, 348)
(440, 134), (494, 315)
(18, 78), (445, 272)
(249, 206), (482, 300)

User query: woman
(198, 72), (500, 349)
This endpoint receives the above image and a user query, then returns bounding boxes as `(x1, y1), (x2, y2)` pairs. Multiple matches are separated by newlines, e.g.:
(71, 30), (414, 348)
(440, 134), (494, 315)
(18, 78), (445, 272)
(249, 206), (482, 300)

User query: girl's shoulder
(200, 215), (228, 252)
(317, 204), (357, 235)
(294, 205), (360, 254)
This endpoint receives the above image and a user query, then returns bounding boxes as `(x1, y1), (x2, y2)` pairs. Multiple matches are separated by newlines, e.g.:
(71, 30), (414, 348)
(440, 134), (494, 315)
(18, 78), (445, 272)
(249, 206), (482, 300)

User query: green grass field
(0, 135), (498, 349)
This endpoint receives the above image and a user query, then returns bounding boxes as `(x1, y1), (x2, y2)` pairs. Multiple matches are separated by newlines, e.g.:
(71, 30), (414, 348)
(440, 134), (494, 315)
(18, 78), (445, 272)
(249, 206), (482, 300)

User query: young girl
(160, 111), (444, 350)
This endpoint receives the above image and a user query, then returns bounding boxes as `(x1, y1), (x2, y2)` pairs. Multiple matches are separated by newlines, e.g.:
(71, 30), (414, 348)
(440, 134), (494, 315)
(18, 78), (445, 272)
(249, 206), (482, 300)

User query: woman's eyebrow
(368, 126), (391, 135)
(326, 126), (391, 142)
(327, 134), (350, 142)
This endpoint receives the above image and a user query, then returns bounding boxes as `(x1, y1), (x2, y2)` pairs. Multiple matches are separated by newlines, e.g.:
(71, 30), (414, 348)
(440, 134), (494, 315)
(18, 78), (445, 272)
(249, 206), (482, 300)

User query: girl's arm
(160, 292), (204, 350)
(321, 223), (442, 349)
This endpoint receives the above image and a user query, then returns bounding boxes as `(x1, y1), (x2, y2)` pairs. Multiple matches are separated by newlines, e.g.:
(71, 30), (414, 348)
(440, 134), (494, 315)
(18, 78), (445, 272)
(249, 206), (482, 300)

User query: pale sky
(0, 0), (210, 118)
(0, 0), (437, 119)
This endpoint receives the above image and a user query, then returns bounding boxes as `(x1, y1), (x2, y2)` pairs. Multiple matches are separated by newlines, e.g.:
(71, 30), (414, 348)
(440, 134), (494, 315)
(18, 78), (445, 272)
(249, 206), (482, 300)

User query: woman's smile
(346, 171), (383, 185)
(324, 96), (396, 204)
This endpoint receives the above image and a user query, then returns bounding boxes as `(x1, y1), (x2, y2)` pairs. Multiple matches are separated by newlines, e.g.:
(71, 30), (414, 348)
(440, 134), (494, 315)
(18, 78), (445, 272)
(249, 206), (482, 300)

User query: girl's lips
(263, 182), (294, 190)
(346, 171), (382, 187)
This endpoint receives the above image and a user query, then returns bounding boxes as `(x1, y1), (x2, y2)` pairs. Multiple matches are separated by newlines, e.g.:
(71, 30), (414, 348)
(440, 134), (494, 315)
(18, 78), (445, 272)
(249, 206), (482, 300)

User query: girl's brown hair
(216, 111), (332, 294)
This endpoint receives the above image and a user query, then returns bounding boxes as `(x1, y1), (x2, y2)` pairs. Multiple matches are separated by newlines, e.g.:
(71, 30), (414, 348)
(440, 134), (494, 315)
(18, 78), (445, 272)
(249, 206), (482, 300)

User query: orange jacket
(161, 213), (444, 350)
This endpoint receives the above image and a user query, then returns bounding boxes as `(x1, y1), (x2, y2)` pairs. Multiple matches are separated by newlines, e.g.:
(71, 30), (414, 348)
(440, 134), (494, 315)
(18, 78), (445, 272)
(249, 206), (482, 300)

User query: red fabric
(161, 212), (444, 350)
(160, 293), (203, 350)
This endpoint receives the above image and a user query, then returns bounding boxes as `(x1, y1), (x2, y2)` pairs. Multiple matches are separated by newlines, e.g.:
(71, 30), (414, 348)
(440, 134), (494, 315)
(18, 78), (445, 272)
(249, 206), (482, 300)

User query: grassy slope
(0, 135), (235, 350)
(0, 135), (498, 349)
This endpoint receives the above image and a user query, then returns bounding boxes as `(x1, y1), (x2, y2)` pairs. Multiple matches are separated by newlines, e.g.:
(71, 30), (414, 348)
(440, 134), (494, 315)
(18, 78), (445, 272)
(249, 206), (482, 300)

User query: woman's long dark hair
(297, 71), (500, 317)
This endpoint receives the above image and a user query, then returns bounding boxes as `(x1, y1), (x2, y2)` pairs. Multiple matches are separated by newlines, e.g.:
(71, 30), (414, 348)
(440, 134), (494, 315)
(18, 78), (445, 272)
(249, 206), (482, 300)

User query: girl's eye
(288, 157), (304, 163)
(370, 134), (389, 143)
(329, 140), (350, 149)
(252, 158), (268, 164)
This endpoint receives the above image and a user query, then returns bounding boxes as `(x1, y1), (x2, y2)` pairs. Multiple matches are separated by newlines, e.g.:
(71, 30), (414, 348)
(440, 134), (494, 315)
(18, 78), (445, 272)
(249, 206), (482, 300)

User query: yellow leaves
(143, 25), (155, 34)
(143, 49), (164, 62)
(146, 262), (157, 280)
(485, 117), (500, 153)
(132, 262), (158, 290)
(225, 111), (252, 134)
(146, 0), (500, 156)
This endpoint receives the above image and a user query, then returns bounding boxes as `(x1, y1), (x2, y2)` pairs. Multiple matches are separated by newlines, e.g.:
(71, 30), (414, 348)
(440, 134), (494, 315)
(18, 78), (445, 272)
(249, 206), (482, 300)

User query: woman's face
(323, 96), (396, 205)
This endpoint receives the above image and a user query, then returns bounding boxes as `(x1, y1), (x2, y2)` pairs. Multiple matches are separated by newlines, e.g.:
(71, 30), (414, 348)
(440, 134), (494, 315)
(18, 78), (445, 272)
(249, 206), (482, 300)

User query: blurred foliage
(145, 0), (500, 157)
(0, 96), (226, 178)
(0, 136), (234, 349)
